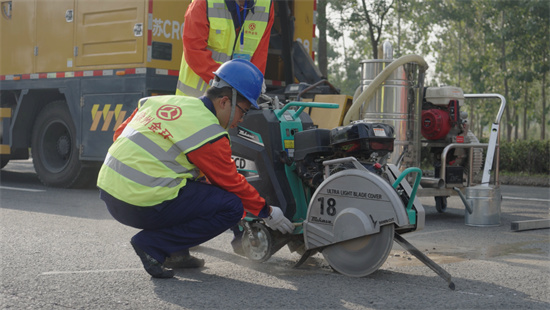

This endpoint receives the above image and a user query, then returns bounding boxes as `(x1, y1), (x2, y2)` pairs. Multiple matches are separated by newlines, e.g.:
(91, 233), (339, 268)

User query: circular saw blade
(322, 224), (395, 277)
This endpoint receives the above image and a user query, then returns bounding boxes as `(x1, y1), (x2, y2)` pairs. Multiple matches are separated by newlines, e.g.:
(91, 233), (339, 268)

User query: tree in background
(425, 0), (549, 141)
(526, 0), (549, 140)
(316, 0), (548, 141)
(318, 0), (396, 96)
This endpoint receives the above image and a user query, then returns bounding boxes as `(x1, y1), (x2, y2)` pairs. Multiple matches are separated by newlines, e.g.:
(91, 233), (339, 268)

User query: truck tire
(31, 101), (91, 188)
(0, 158), (8, 169)
(0, 123), (8, 169)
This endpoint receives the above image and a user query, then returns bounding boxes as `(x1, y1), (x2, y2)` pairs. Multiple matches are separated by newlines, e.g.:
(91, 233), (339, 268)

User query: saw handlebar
(275, 102), (339, 120)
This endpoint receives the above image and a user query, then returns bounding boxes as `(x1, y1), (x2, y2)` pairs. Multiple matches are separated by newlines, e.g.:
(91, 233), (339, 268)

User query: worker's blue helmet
(212, 59), (263, 109)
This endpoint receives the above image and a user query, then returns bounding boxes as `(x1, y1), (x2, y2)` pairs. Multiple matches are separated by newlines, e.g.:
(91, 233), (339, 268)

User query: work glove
(263, 206), (294, 234)
(261, 79), (266, 94)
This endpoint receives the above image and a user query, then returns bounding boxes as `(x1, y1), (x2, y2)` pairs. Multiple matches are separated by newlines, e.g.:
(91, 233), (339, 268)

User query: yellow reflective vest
(97, 95), (227, 206)
(176, 0), (271, 97)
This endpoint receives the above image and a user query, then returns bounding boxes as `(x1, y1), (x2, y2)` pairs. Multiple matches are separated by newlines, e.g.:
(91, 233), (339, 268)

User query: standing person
(176, 0), (274, 97)
(97, 59), (293, 279)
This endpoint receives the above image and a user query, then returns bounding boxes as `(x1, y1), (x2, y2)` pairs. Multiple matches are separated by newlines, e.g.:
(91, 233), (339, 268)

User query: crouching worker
(97, 59), (294, 278)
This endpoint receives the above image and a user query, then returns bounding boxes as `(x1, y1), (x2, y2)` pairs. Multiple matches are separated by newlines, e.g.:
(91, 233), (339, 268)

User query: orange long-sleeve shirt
(187, 137), (268, 217)
(182, 0), (274, 83)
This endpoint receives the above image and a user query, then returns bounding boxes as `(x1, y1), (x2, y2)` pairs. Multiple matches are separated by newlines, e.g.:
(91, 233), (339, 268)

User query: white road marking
(41, 268), (141, 275)
(503, 196), (550, 203)
(0, 186), (45, 192)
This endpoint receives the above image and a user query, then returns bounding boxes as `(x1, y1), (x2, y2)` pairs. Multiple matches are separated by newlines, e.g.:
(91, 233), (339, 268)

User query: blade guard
(304, 169), (409, 250)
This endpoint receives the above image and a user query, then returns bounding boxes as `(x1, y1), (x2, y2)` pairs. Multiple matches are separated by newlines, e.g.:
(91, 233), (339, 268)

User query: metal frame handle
(464, 94), (506, 186)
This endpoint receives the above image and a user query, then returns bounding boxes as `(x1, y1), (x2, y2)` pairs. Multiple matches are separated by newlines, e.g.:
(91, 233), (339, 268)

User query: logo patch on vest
(157, 105), (182, 121)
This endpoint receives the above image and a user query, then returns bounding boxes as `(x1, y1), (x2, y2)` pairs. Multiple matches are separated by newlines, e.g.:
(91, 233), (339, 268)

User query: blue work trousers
(100, 181), (243, 263)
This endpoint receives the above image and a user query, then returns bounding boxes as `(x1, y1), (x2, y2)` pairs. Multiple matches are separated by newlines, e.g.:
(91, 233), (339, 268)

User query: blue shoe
(164, 249), (205, 269)
(130, 241), (174, 278)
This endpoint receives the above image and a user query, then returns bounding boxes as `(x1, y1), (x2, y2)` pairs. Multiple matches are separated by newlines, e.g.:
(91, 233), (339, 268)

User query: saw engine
(293, 121), (395, 189)
(229, 101), (454, 288)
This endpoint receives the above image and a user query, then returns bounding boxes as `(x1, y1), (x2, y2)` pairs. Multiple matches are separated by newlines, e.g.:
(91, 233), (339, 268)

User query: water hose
(343, 54), (430, 125)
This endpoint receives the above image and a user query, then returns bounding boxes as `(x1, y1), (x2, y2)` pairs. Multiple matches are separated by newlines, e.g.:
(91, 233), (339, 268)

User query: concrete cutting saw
(229, 100), (454, 289)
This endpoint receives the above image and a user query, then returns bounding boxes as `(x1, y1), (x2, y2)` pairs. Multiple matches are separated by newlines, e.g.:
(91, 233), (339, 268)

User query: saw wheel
(242, 222), (273, 262)
(322, 224), (395, 277)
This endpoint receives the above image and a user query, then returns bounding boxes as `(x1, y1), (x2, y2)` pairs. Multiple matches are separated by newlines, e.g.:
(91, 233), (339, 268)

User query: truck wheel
(31, 101), (89, 188)
(0, 125), (8, 168)
(0, 158), (8, 169)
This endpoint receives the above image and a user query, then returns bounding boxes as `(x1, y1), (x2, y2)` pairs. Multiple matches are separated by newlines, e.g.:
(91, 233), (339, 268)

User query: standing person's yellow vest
(97, 95), (227, 206)
(176, 0), (271, 97)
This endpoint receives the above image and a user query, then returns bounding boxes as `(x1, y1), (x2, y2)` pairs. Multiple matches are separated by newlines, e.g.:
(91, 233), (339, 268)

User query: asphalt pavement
(1, 160), (549, 310)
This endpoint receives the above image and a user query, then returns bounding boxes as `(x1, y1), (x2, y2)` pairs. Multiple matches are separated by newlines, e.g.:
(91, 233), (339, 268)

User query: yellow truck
(0, 0), (318, 187)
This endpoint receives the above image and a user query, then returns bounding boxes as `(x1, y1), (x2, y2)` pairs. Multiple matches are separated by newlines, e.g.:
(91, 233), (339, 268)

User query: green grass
(499, 171), (549, 178)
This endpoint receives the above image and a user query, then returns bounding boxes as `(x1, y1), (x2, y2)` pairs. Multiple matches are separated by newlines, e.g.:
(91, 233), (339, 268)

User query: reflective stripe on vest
(176, 78), (209, 98)
(119, 125), (222, 175)
(104, 153), (185, 188)
(176, 0), (270, 97)
(207, 47), (232, 63)
(97, 96), (228, 206)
